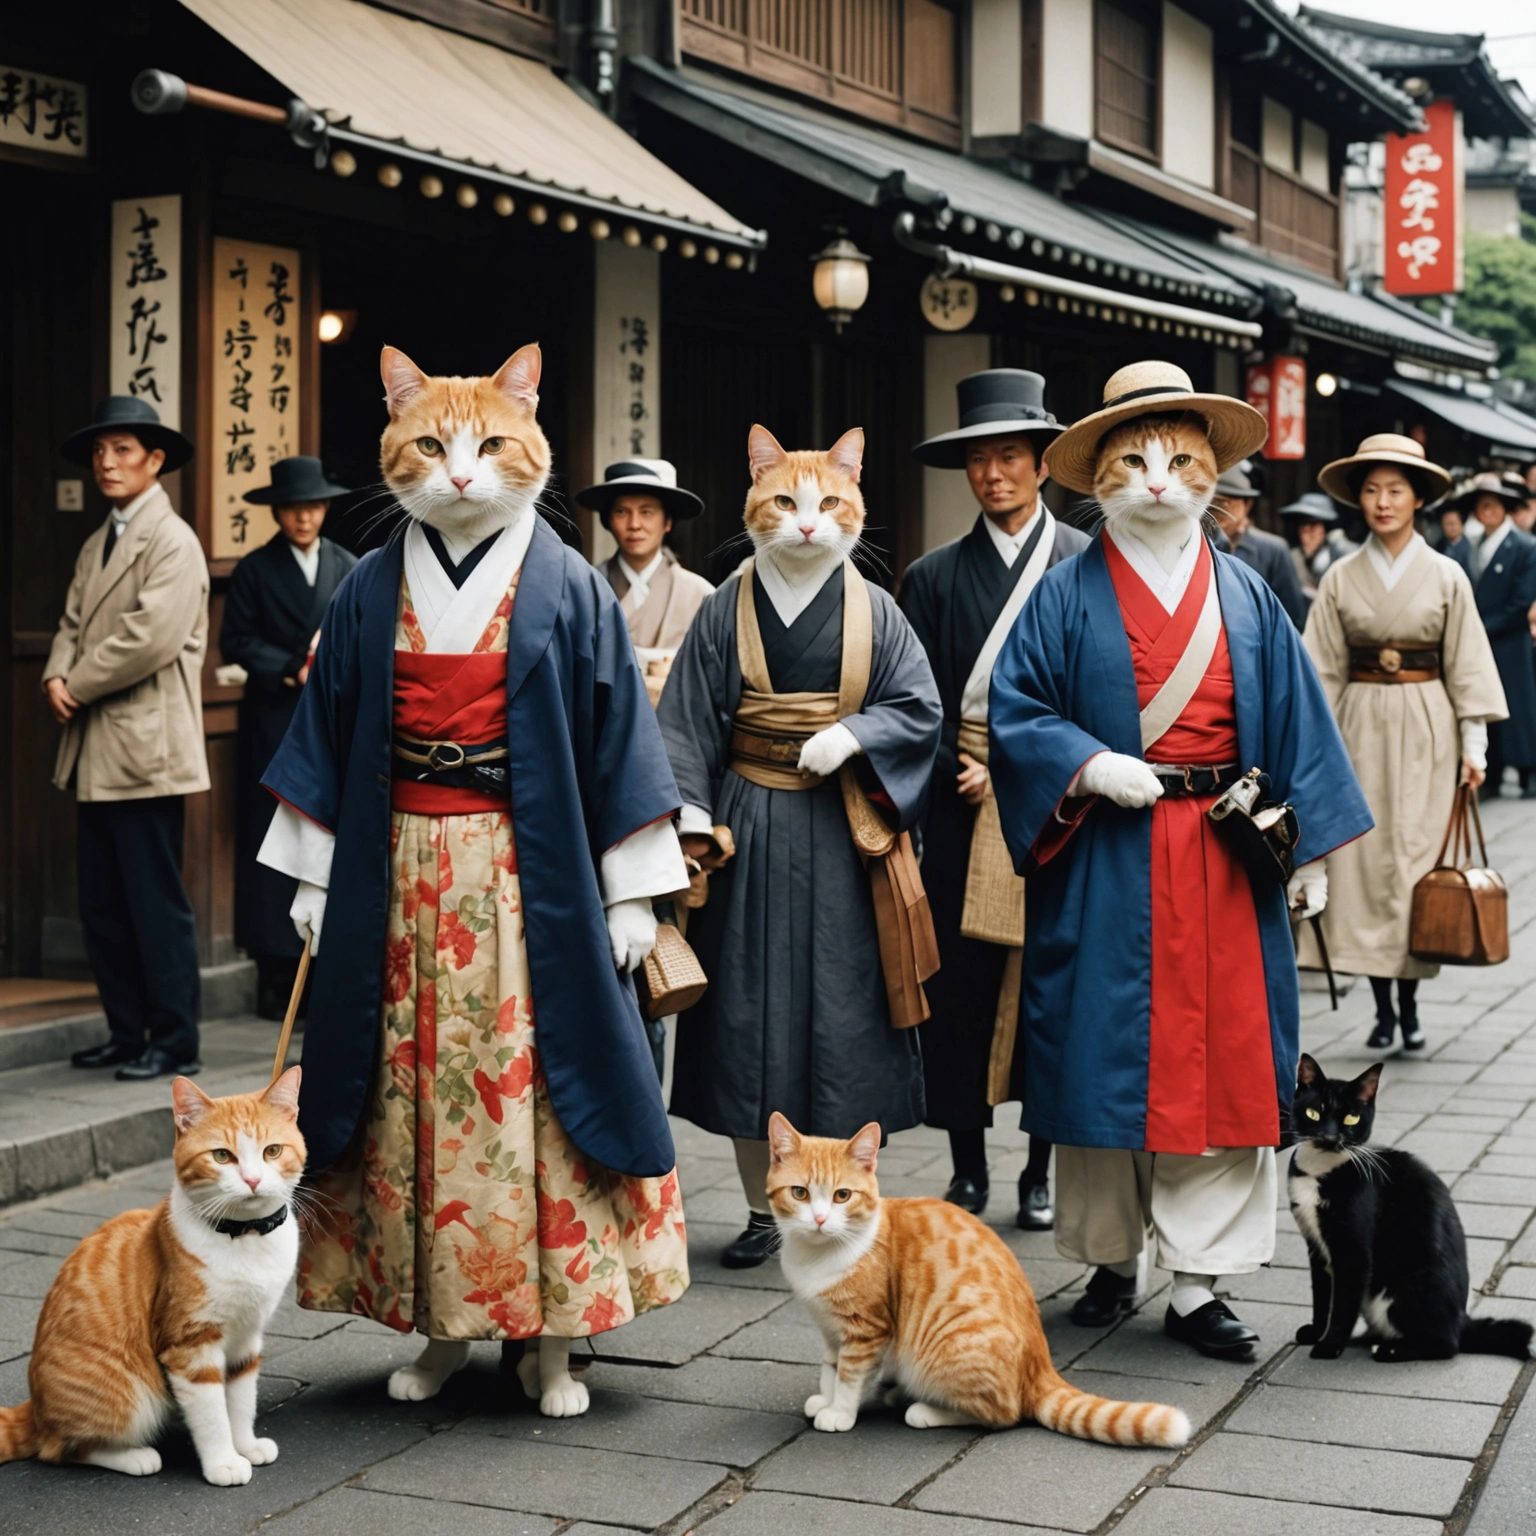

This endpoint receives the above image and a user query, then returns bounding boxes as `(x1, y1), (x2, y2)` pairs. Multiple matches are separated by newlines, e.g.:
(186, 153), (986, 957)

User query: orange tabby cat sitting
(766, 1112), (1190, 1446)
(0, 1070), (304, 1484)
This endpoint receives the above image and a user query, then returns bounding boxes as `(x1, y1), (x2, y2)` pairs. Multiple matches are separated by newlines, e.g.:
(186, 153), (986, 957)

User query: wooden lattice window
(1095, 0), (1158, 159)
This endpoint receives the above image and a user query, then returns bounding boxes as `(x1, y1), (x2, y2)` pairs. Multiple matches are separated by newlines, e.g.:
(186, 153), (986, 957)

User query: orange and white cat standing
(767, 1112), (1190, 1445)
(656, 426), (942, 1271)
(0, 1071), (304, 1484)
(256, 346), (690, 1416)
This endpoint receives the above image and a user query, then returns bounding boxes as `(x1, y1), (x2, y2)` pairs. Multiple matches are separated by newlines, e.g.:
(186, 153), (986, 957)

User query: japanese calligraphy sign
(1384, 100), (1464, 298)
(110, 197), (181, 429)
(211, 237), (303, 559)
(920, 274), (978, 332)
(591, 242), (660, 556)
(0, 65), (87, 159)
(1245, 356), (1307, 461)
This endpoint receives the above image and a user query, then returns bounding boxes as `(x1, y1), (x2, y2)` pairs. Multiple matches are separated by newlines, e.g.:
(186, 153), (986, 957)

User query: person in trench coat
(220, 457), (356, 1017)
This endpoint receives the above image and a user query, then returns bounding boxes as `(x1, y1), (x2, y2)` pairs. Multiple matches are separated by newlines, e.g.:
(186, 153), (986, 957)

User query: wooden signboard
(210, 237), (303, 560)
(1384, 99), (1464, 299)
(110, 197), (182, 428)
(1245, 356), (1307, 461)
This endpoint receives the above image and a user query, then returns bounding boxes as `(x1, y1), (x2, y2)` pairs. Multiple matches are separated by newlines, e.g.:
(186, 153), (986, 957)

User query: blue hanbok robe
(261, 516), (681, 1177)
(989, 537), (1372, 1151)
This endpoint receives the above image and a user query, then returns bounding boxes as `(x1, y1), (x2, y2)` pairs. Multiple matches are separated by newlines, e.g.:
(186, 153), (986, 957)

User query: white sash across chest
(960, 509), (1058, 723)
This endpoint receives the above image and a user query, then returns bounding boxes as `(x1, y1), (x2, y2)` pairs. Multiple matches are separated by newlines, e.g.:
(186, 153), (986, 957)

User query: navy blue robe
(989, 539), (1373, 1150)
(262, 516), (682, 1177)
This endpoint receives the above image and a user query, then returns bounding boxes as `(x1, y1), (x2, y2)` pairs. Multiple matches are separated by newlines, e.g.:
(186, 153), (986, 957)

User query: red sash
(392, 650), (508, 814)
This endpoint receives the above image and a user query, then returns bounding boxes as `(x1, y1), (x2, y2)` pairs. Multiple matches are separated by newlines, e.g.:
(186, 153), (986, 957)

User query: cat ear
(380, 347), (429, 421)
(826, 428), (865, 483)
(1296, 1053), (1321, 1089)
(1355, 1062), (1384, 1104)
(493, 343), (542, 411)
(846, 1122), (881, 1172)
(767, 1111), (800, 1165)
(262, 1066), (302, 1122)
(171, 1076), (214, 1134)
(748, 424), (787, 482)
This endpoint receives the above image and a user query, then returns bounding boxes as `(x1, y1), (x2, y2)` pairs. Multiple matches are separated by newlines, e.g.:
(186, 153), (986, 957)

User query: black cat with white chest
(1288, 1054), (1531, 1363)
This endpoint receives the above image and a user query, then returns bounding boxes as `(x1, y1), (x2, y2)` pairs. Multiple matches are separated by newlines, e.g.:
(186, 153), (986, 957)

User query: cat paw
(1294, 1323), (1322, 1345)
(235, 1437), (279, 1465)
(515, 1349), (541, 1402)
(539, 1373), (591, 1418)
(1308, 1342), (1346, 1361)
(388, 1364), (445, 1401)
(200, 1452), (253, 1487)
(83, 1445), (162, 1476)
(813, 1407), (857, 1433)
(804, 1393), (830, 1417)
(905, 1402), (966, 1429)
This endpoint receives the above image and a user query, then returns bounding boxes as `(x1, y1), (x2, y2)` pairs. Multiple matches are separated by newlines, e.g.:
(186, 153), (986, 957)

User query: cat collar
(211, 1206), (290, 1239)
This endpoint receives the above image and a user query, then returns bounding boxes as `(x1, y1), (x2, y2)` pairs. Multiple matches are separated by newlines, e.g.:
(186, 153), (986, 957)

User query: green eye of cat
(417, 437), (443, 457)
(790, 1185), (809, 1201)
(1305, 1108), (1321, 1121)
(481, 437), (505, 455)
(833, 1189), (852, 1203)
(1342, 1114), (1361, 1127)
(1123, 454), (1145, 468)
(211, 1148), (235, 1163)
(775, 495), (796, 511)
(1171, 454), (1191, 468)
(820, 496), (839, 512)
(263, 1144), (284, 1160)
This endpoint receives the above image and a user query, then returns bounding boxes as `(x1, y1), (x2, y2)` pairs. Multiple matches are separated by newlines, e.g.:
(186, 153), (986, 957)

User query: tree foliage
(1444, 217), (1536, 387)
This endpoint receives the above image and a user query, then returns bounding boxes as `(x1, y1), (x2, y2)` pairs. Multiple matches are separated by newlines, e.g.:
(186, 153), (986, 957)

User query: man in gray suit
(1209, 466), (1308, 629)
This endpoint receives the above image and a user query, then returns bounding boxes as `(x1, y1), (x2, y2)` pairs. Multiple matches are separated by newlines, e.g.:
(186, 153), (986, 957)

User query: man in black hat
(1280, 491), (1354, 612)
(1209, 467), (1308, 628)
(220, 457), (358, 1018)
(44, 398), (208, 1079)
(896, 369), (1090, 1226)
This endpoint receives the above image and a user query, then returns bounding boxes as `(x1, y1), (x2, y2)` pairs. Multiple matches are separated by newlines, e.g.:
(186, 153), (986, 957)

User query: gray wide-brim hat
(1213, 466), (1260, 500)
(575, 458), (703, 522)
(243, 456), (351, 505)
(912, 368), (1065, 468)
(60, 395), (193, 473)
(1279, 492), (1341, 525)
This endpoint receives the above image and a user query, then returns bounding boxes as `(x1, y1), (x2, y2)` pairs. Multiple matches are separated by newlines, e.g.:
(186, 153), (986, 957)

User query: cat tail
(1459, 1316), (1534, 1360)
(0, 1402), (38, 1462)
(1032, 1370), (1192, 1450)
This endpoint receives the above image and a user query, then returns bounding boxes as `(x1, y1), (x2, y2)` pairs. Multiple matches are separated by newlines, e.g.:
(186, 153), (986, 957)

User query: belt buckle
(428, 741), (466, 771)
(1182, 766), (1196, 793)
(1378, 647), (1402, 675)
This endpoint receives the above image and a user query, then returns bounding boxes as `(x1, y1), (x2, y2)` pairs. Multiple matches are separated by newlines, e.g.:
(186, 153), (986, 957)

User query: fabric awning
(178, 0), (763, 248)
(1387, 380), (1536, 458)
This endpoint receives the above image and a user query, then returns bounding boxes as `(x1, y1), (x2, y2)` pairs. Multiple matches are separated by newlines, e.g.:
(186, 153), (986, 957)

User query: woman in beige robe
(1300, 434), (1506, 1051)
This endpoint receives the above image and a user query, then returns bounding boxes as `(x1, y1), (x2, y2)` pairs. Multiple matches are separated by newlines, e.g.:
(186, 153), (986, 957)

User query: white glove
(606, 898), (658, 973)
(798, 722), (861, 779)
(1073, 752), (1165, 809)
(290, 881), (328, 955)
(1288, 861), (1328, 920)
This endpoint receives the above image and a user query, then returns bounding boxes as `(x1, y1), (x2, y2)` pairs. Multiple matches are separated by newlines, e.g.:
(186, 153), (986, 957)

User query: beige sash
(1139, 558), (1222, 754)
(731, 559), (939, 1027)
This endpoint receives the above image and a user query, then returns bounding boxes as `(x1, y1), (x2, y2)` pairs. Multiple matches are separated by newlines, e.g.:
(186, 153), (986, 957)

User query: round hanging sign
(921, 273), (978, 332)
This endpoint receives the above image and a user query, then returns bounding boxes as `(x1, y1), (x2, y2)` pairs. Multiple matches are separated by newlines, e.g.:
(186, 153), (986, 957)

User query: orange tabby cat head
(380, 344), (551, 540)
(1093, 413), (1217, 532)
(172, 1067), (306, 1216)
(743, 426), (866, 561)
(766, 1111), (881, 1241)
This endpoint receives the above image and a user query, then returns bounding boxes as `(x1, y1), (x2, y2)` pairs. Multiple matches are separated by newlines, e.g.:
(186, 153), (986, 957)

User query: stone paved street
(1, 794), (1534, 1534)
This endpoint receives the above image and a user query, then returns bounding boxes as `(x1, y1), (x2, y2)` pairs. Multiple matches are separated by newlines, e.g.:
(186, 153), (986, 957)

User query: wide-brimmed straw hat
(574, 458), (703, 523)
(1451, 471), (1526, 515)
(243, 456), (351, 505)
(59, 396), (193, 473)
(1318, 433), (1451, 505)
(911, 369), (1064, 468)
(1046, 362), (1269, 494)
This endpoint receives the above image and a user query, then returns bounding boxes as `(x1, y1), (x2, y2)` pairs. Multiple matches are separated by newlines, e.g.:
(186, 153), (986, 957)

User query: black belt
(1147, 762), (1242, 798)
(392, 734), (510, 796)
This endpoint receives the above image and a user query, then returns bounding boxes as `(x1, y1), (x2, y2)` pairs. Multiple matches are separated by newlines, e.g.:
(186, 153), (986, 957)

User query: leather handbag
(1207, 768), (1299, 887)
(636, 922), (710, 1019)
(1410, 785), (1509, 965)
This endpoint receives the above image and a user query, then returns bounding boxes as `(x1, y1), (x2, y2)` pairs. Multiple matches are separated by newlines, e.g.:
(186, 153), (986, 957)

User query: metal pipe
(892, 212), (1265, 340)
(181, 82), (288, 126)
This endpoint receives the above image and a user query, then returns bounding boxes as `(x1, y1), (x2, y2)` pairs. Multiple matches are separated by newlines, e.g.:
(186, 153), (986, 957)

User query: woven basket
(637, 923), (709, 1018)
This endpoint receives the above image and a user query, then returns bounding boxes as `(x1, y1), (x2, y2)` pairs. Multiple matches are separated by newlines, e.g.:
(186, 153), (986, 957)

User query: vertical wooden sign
(211, 237), (303, 560)
(1383, 99), (1464, 299)
(1245, 356), (1307, 460)
(110, 196), (182, 429)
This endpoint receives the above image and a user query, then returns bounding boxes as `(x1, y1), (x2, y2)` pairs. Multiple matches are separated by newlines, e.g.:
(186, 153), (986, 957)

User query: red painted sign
(1245, 357), (1307, 460)
(1383, 99), (1464, 298)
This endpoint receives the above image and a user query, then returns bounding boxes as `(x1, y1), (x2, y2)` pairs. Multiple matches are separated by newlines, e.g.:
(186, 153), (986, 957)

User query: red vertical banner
(1245, 357), (1307, 460)
(1383, 99), (1464, 297)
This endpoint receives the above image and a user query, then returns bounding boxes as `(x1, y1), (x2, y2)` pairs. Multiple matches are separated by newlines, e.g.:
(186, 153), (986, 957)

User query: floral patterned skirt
(297, 809), (689, 1340)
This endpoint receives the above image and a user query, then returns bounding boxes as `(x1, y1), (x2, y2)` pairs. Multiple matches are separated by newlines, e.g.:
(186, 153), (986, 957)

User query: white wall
(1262, 97), (1294, 172)
(1299, 119), (1329, 191)
(1466, 185), (1522, 239)
(923, 333), (994, 553)
(1160, 5), (1214, 188)
(1040, 0), (1094, 140)
(971, 0), (1022, 137)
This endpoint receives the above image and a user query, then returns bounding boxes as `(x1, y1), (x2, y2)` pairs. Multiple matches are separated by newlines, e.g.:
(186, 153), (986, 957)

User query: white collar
(1366, 531), (1423, 591)
(1105, 522), (1204, 614)
(753, 544), (844, 626)
(403, 510), (536, 654)
(981, 503), (1040, 568)
(1478, 518), (1512, 566)
(618, 548), (666, 612)
(288, 538), (321, 587)
(111, 485), (160, 527)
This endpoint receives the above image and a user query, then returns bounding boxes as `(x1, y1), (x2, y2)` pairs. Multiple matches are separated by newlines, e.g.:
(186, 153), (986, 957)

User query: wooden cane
(270, 940), (311, 1083)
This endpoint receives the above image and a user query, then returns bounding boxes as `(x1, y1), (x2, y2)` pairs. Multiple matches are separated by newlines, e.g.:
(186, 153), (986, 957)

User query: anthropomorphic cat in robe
(989, 363), (1372, 1363)
(657, 425), (942, 1270)
(258, 346), (690, 1417)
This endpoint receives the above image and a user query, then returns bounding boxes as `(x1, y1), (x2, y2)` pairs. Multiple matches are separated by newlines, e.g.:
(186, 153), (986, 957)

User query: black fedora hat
(1279, 492), (1340, 525)
(574, 459), (704, 522)
(912, 369), (1064, 469)
(60, 396), (193, 473)
(243, 456), (351, 505)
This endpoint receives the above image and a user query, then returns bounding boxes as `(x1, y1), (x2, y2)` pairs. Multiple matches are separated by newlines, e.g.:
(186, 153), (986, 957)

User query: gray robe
(658, 565), (942, 1141)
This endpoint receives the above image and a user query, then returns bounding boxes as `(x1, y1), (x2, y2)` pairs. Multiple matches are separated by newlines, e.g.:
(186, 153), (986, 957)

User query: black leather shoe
(71, 1041), (143, 1070)
(1017, 1178), (1053, 1230)
(116, 1048), (201, 1081)
(721, 1212), (779, 1269)
(1164, 1299), (1259, 1361)
(1070, 1266), (1137, 1326)
(1366, 1018), (1396, 1050)
(943, 1174), (989, 1215)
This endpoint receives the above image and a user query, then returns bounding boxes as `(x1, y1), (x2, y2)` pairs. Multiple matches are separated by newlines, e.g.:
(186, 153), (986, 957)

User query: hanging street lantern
(811, 235), (871, 334)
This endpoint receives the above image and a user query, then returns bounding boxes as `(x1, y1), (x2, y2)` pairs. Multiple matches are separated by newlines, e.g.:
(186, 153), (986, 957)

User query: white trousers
(1053, 1145), (1277, 1276)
